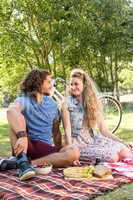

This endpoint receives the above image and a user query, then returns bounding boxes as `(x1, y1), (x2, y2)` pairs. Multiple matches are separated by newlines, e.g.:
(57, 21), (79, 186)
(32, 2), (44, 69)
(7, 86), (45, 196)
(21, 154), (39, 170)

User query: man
(0, 69), (79, 181)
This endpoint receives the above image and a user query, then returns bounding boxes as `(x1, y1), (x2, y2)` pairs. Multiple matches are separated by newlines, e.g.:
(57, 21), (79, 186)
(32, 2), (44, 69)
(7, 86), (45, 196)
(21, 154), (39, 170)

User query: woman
(61, 69), (132, 162)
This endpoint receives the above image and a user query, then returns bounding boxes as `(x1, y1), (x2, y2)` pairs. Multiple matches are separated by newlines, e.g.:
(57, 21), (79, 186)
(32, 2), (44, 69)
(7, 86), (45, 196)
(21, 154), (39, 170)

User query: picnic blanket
(104, 158), (133, 180)
(0, 159), (133, 200)
(0, 146), (133, 200)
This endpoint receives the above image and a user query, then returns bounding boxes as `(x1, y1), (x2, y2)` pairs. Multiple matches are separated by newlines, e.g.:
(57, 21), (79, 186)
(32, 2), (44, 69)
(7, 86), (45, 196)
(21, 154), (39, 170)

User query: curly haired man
(0, 69), (79, 181)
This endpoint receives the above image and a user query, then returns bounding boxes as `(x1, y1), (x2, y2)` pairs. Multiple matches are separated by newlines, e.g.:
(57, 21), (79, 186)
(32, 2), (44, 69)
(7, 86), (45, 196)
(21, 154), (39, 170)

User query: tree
(0, 0), (132, 100)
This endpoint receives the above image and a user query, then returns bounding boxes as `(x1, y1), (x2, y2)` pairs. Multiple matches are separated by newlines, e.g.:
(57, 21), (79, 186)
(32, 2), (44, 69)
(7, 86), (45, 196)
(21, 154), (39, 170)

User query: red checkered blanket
(0, 145), (133, 200)
(104, 146), (133, 180)
(104, 158), (133, 180)
(0, 164), (132, 200)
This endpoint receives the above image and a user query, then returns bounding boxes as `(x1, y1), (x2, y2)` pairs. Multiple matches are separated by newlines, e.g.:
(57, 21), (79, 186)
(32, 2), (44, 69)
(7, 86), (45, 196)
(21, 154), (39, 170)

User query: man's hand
(73, 160), (81, 166)
(14, 137), (28, 156)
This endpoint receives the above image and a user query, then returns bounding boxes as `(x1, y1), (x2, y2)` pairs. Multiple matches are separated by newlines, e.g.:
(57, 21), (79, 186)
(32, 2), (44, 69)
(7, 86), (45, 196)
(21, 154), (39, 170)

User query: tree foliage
(0, 0), (132, 100)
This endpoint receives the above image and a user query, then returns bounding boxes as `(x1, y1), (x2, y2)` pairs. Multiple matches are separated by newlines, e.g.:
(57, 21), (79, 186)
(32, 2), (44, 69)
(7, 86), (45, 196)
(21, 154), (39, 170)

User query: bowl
(35, 164), (52, 175)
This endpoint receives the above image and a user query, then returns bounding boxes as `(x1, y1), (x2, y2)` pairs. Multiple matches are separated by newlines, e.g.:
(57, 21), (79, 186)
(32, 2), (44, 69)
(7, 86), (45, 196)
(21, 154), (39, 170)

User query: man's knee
(64, 146), (80, 163)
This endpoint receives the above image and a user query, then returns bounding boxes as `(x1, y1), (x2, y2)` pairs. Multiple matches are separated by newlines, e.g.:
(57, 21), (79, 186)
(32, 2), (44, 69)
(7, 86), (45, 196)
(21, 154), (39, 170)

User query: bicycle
(52, 77), (122, 134)
(99, 95), (122, 133)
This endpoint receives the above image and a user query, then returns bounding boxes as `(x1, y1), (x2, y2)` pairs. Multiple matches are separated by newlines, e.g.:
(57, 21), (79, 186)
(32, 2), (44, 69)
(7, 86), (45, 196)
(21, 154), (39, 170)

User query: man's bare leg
(31, 146), (80, 168)
(10, 129), (80, 168)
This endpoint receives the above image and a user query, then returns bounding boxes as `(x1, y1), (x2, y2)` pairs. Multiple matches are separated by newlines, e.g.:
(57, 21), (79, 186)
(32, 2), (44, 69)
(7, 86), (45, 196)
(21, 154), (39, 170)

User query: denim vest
(67, 96), (84, 137)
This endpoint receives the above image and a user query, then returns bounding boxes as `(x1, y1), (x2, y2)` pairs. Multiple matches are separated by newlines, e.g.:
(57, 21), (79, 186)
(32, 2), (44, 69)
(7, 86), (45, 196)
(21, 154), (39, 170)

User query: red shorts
(27, 140), (61, 160)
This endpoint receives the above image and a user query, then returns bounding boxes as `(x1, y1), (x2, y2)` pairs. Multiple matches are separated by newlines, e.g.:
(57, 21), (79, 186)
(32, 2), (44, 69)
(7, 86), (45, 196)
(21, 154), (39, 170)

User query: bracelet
(16, 131), (27, 138)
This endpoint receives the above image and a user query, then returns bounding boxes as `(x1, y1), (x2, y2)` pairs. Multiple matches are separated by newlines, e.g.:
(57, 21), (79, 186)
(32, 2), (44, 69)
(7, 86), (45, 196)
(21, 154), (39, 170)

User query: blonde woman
(61, 69), (132, 162)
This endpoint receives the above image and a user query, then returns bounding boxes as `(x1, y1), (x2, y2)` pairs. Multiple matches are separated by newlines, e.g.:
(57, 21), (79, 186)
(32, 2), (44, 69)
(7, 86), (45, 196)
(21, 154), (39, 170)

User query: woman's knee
(108, 146), (132, 162)
(108, 154), (119, 162)
(119, 147), (132, 159)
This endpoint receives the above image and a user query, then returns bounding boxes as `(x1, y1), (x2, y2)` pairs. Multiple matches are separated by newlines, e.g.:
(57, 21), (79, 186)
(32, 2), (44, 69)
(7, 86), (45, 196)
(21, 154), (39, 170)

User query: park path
(0, 108), (7, 122)
(120, 94), (133, 103)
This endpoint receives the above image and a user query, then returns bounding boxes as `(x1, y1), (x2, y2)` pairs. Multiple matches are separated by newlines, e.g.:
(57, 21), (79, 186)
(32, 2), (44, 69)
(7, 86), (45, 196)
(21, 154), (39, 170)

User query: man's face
(42, 75), (53, 95)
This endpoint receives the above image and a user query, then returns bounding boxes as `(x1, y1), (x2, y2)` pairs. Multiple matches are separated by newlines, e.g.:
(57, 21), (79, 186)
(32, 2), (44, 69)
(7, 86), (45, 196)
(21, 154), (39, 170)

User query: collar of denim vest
(71, 96), (84, 112)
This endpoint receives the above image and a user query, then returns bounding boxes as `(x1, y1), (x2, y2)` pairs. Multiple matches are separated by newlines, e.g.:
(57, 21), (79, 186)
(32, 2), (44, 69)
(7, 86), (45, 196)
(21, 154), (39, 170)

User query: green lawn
(115, 112), (133, 143)
(0, 108), (133, 199)
(0, 123), (11, 157)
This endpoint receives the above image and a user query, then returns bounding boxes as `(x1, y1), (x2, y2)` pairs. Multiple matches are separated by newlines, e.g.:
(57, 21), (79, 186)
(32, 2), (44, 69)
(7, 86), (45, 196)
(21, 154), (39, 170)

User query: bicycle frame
(52, 77), (66, 104)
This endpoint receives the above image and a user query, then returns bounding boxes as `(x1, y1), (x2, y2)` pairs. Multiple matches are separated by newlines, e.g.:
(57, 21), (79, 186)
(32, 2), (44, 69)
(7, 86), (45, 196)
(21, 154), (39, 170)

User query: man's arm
(52, 120), (62, 147)
(7, 102), (26, 132)
(7, 102), (28, 155)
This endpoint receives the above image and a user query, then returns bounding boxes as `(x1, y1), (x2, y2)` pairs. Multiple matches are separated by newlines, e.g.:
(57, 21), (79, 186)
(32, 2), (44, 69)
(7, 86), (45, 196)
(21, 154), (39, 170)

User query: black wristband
(16, 131), (27, 138)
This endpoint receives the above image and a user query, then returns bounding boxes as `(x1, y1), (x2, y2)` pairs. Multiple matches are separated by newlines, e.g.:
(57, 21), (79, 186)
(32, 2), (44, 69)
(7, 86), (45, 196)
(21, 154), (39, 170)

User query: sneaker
(8, 156), (17, 162)
(17, 153), (36, 181)
(18, 162), (36, 181)
(0, 157), (17, 171)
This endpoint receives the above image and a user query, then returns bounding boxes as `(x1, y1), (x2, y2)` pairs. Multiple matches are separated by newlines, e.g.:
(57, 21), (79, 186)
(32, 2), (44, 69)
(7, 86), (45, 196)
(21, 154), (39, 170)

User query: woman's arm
(97, 116), (127, 145)
(61, 102), (72, 145)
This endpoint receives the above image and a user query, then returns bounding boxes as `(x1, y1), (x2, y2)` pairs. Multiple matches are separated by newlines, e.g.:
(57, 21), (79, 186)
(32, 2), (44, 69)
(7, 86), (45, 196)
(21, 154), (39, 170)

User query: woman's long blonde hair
(69, 69), (102, 129)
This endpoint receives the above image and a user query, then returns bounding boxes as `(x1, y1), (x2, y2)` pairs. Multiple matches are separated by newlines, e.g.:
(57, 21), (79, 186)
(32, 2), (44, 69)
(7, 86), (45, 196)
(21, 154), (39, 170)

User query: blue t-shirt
(15, 95), (60, 144)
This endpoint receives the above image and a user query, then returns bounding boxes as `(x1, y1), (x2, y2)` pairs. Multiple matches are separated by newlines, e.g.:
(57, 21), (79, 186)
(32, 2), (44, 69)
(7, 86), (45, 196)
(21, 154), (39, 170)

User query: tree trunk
(60, 43), (66, 80)
(109, 54), (114, 92)
(114, 52), (120, 100)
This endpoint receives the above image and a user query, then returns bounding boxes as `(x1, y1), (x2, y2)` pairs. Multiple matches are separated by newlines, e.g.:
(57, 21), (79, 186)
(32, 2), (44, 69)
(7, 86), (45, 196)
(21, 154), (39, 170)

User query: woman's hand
(126, 144), (132, 150)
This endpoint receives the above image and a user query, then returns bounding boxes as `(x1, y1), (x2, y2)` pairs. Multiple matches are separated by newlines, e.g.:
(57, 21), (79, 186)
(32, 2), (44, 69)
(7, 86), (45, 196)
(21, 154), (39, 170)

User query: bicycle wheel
(99, 95), (122, 133)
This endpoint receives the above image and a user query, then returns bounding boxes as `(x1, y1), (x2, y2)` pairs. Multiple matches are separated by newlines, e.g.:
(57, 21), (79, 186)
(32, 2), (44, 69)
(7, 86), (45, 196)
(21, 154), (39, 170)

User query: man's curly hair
(20, 69), (51, 98)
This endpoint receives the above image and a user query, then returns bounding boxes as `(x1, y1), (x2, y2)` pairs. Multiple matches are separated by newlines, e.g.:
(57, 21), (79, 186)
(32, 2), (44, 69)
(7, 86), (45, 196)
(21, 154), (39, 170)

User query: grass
(95, 183), (133, 200)
(0, 108), (11, 156)
(115, 112), (133, 143)
(0, 108), (133, 199)
(0, 123), (11, 157)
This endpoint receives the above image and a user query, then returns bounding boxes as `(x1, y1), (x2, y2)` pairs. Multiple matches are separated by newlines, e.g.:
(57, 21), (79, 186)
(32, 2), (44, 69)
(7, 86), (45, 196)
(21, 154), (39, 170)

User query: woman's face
(70, 77), (84, 97)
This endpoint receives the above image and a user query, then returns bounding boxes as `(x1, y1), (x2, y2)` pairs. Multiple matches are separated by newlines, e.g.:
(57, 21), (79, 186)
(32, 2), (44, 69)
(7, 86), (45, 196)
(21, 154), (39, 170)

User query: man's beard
(42, 88), (52, 96)
(43, 91), (50, 96)
(44, 93), (50, 96)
